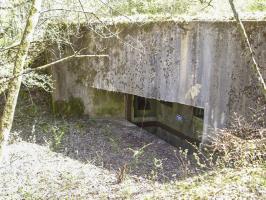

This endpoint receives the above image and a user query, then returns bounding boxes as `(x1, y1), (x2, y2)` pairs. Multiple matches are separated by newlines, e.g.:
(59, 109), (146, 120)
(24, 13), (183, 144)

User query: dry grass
(201, 106), (266, 169)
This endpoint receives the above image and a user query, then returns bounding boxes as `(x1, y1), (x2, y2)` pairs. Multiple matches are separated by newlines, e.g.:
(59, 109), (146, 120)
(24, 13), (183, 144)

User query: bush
(200, 108), (265, 169)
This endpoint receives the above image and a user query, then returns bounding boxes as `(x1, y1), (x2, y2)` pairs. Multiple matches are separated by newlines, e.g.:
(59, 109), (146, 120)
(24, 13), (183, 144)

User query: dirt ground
(0, 97), (194, 199)
(1, 94), (264, 199)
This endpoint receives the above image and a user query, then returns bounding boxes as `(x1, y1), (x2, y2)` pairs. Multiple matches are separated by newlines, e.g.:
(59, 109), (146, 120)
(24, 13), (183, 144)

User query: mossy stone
(53, 97), (84, 117)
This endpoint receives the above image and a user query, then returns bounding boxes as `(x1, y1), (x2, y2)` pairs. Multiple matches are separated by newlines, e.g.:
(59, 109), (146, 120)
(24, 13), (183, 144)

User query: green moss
(53, 97), (84, 117)
(192, 116), (203, 140)
(92, 89), (125, 118)
(141, 21), (156, 32)
(113, 22), (137, 38)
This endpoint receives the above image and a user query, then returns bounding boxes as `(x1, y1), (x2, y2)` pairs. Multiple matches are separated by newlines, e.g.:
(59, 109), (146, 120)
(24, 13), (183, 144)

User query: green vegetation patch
(248, 0), (266, 12)
(92, 89), (125, 118)
(53, 96), (85, 117)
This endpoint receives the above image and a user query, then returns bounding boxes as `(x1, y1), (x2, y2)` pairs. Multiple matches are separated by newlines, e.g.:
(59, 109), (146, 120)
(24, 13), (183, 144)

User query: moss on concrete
(141, 21), (156, 32)
(92, 89), (125, 118)
(192, 116), (203, 140)
(53, 97), (85, 117)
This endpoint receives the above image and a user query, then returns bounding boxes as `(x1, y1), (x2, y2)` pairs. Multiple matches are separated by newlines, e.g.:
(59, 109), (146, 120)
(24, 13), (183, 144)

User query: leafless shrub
(116, 163), (128, 184)
(203, 107), (266, 169)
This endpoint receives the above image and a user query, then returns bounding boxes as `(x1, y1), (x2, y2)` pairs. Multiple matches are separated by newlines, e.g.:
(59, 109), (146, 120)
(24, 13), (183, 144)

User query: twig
(41, 9), (95, 15)
(97, 0), (140, 25)
(0, 39), (53, 52)
(0, 43), (20, 52)
(0, 54), (108, 84)
(77, 0), (145, 53)
(229, 0), (266, 98)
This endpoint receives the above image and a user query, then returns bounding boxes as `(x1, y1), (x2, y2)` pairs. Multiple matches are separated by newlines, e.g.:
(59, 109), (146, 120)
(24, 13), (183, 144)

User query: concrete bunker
(50, 19), (266, 145)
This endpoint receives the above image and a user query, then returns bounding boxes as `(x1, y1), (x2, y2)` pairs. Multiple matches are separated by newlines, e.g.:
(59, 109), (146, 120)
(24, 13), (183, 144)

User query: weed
(126, 143), (152, 174)
(116, 163), (128, 184)
(47, 123), (69, 151)
(148, 157), (164, 182)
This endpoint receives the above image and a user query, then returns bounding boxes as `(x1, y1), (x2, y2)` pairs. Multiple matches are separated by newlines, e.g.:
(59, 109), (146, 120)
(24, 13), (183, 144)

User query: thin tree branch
(76, 0), (115, 39)
(41, 8), (94, 15)
(97, 0), (140, 24)
(229, 0), (266, 98)
(27, 54), (108, 73)
(0, 54), (108, 84)
(0, 43), (20, 52)
(0, 39), (51, 52)
(77, 0), (145, 53)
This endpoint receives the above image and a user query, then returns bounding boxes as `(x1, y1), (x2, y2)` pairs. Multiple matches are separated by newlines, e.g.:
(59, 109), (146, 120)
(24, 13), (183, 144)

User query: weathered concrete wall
(51, 20), (266, 143)
(156, 101), (196, 139)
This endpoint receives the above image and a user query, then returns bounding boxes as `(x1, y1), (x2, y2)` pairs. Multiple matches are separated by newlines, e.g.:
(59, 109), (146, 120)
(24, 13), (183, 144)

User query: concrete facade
(51, 20), (266, 143)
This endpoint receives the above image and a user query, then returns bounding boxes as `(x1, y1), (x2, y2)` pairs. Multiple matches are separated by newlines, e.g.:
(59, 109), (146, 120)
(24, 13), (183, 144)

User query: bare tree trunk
(0, 0), (43, 161)
(229, 0), (266, 99)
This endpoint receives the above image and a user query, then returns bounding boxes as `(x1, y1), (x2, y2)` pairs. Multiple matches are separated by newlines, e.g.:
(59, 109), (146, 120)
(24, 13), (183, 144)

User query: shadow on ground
(12, 114), (194, 182)
(7, 91), (197, 183)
